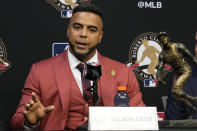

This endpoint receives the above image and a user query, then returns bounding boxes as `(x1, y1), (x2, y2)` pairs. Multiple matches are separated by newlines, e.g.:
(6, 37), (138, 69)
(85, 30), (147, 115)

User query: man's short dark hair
(72, 2), (103, 21)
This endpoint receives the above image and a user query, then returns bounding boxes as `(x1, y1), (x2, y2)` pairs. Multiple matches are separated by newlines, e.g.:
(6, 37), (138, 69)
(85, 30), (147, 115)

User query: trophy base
(159, 119), (197, 128)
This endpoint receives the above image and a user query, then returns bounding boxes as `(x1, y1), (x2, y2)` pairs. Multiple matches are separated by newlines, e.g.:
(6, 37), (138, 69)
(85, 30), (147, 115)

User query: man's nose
(80, 29), (87, 38)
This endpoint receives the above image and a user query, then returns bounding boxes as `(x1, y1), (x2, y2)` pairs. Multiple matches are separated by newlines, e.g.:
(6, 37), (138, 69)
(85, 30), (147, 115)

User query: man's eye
(89, 28), (96, 32)
(73, 26), (80, 30)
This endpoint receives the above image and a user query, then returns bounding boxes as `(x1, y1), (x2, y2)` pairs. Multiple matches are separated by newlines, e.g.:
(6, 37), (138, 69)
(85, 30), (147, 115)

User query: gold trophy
(157, 32), (197, 127)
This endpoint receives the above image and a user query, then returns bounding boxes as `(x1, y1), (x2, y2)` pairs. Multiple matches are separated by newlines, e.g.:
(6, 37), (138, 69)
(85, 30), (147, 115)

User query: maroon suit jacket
(10, 50), (145, 130)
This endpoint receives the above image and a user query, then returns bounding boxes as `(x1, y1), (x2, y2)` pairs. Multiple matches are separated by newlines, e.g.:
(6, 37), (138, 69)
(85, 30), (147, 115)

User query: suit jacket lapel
(98, 53), (116, 106)
(52, 50), (70, 126)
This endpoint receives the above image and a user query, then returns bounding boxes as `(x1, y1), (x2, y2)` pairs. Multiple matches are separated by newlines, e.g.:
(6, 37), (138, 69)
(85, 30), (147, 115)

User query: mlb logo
(52, 43), (69, 57)
(144, 79), (156, 87)
(61, 10), (73, 18)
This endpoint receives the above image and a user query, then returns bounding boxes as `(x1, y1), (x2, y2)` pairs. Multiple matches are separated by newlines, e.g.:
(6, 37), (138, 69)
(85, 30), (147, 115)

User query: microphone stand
(85, 64), (102, 106)
(76, 64), (102, 130)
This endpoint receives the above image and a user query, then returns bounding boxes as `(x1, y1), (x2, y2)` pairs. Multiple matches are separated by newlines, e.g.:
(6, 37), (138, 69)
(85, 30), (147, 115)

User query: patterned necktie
(77, 63), (92, 102)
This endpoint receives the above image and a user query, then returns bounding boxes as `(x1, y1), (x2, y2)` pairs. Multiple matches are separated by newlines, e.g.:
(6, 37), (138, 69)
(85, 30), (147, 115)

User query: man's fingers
(27, 99), (34, 106)
(32, 92), (39, 103)
(44, 105), (55, 113)
(25, 103), (31, 111)
(22, 109), (28, 115)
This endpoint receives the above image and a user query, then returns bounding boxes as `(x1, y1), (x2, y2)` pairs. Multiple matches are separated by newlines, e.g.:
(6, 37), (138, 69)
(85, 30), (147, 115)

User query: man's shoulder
(33, 52), (67, 69)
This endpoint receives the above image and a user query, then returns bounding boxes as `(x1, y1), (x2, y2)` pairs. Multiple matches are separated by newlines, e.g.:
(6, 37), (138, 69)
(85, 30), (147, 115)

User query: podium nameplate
(88, 107), (158, 130)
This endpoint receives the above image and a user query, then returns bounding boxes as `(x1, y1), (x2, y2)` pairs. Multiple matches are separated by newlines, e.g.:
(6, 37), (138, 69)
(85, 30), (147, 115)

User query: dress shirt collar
(68, 48), (99, 70)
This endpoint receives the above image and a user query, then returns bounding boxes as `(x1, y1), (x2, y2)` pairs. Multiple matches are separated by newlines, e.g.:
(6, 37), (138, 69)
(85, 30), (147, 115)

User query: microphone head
(85, 64), (102, 81)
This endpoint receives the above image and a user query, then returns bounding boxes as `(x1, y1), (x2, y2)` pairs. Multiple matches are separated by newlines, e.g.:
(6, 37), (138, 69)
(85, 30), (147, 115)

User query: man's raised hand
(22, 92), (55, 126)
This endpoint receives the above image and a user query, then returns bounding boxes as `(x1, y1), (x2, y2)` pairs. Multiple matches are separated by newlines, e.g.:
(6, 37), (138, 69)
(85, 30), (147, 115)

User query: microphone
(84, 63), (102, 106)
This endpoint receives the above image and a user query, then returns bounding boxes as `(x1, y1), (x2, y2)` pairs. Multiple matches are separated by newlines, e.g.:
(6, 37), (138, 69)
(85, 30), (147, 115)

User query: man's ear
(67, 32), (69, 38)
(67, 27), (69, 38)
(99, 31), (103, 43)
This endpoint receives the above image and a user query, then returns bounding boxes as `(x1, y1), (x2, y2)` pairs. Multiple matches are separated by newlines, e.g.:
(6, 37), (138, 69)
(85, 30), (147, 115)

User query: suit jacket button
(84, 117), (88, 120)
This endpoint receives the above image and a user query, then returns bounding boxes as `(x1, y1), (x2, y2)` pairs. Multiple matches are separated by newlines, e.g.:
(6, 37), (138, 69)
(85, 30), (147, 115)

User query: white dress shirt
(68, 48), (99, 95)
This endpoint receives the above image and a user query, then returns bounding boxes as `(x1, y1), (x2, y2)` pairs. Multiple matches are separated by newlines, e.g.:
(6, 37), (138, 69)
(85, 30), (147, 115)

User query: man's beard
(69, 42), (99, 61)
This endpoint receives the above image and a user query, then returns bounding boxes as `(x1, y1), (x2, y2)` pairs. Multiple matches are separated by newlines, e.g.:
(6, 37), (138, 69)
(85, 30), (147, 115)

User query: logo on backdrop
(0, 39), (11, 73)
(47, 0), (91, 18)
(52, 43), (69, 56)
(126, 32), (171, 87)
(138, 1), (162, 9)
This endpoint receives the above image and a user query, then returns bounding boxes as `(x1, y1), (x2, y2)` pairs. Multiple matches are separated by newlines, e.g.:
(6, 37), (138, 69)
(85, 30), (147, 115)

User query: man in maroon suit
(10, 3), (145, 130)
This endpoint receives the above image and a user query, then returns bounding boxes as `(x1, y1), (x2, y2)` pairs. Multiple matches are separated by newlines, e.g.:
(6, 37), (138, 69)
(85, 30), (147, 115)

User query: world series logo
(0, 39), (11, 73)
(127, 32), (171, 87)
